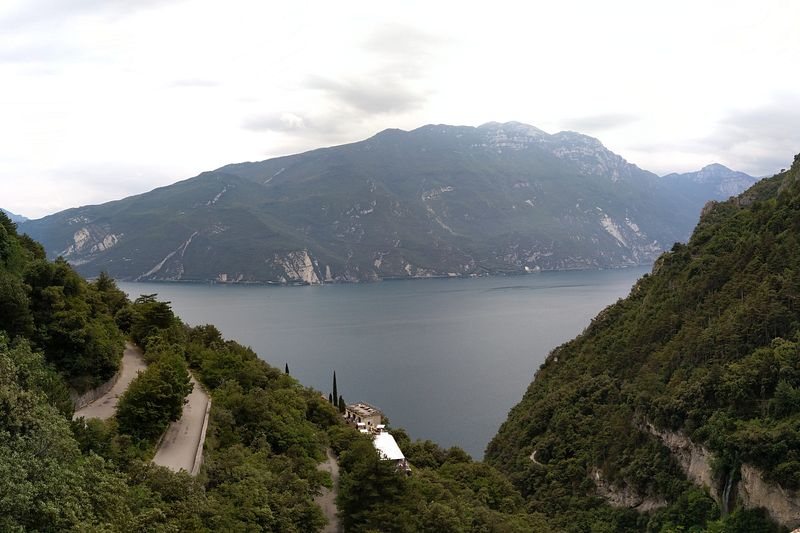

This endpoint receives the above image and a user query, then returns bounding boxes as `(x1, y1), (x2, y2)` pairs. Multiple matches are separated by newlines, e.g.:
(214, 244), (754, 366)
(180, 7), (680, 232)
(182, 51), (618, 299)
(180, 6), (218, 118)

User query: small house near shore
(344, 402), (383, 429)
(344, 402), (411, 474)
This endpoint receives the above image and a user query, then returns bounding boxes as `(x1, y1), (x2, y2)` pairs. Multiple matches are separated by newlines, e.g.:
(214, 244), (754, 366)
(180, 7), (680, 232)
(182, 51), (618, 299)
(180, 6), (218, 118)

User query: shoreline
(102, 261), (655, 287)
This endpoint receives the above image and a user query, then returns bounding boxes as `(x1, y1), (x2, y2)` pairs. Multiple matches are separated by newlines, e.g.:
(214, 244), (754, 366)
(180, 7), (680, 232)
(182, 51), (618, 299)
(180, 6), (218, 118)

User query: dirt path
(315, 448), (340, 533)
(152, 374), (210, 474)
(73, 342), (146, 420)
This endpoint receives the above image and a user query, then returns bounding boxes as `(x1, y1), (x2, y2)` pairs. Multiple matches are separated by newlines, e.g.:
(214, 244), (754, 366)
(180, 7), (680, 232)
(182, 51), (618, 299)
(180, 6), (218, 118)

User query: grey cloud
(560, 113), (639, 132)
(242, 23), (441, 152)
(363, 23), (446, 59)
(243, 107), (382, 159)
(302, 23), (439, 116)
(700, 96), (800, 174)
(306, 75), (426, 115)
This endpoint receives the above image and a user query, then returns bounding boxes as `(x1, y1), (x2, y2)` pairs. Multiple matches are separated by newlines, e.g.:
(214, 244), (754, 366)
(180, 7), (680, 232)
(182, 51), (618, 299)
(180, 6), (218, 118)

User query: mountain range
(20, 122), (758, 283)
(1, 208), (28, 223)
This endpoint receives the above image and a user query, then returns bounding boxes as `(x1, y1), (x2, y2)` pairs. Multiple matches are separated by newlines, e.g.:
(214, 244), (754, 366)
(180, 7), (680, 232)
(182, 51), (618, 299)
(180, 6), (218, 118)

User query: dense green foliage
(0, 337), (135, 531)
(21, 122), (742, 283)
(116, 352), (193, 442)
(333, 427), (553, 532)
(0, 215), (337, 530)
(0, 213), (125, 390)
(486, 157), (800, 531)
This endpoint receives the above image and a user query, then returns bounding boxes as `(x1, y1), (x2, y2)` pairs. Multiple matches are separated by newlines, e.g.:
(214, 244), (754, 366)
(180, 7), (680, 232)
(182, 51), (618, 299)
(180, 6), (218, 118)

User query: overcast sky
(2, 0), (799, 218)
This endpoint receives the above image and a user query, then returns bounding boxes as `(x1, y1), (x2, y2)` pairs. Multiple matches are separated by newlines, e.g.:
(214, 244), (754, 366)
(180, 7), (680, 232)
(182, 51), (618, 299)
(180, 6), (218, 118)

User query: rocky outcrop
(646, 423), (719, 500)
(591, 468), (667, 513)
(700, 200), (718, 218)
(274, 250), (321, 284)
(61, 224), (122, 260)
(647, 424), (800, 528)
(739, 464), (800, 528)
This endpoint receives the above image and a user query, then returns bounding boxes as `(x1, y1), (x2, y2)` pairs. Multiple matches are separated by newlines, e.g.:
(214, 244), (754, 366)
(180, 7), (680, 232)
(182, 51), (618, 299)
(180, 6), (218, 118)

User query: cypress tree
(284, 363), (289, 374)
(328, 392), (333, 404)
(332, 371), (338, 407)
(338, 395), (346, 413)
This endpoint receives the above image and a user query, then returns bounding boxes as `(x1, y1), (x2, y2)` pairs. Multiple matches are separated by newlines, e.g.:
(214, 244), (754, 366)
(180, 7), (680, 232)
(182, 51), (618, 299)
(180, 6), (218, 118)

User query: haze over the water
(2, 0), (799, 218)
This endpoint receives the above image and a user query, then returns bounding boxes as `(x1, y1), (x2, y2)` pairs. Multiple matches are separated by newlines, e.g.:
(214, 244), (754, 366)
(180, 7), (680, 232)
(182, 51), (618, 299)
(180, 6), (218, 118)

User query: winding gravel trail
(152, 374), (210, 473)
(71, 341), (210, 474)
(315, 448), (341, 533)
(73, 342), (146, 420)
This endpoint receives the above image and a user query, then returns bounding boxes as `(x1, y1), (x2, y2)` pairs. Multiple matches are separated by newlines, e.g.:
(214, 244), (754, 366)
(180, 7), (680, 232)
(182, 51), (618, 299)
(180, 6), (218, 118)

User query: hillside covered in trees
(0, 210), (342, 530)
(0, 209), (550, 531)
(486, 155), (800, 531)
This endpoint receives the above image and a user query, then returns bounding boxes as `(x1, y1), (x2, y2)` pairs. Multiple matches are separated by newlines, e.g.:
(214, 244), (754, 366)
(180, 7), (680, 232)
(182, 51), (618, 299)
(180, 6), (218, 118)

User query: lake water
(119, 266), (649, 458)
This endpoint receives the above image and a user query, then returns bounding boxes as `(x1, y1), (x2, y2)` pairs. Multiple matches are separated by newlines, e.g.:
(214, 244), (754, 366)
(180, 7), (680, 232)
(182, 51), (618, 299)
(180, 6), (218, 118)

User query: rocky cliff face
(738, 464), (800, 528)
(645, 424), (720, 500)
(647, 425), (800, 528)
(591, 468), (667, 512)
(273, 250), (321, 284)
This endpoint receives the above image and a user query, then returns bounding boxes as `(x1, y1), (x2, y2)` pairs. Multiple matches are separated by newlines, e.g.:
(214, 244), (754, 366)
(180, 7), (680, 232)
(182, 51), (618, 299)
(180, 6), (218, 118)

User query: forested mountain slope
(486, 154), (800, 531)
(22, 122), (717, 283)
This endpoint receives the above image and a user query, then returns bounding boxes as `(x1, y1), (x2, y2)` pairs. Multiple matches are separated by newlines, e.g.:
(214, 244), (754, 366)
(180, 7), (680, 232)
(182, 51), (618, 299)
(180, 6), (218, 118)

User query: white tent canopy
(373, 432), (405, 461)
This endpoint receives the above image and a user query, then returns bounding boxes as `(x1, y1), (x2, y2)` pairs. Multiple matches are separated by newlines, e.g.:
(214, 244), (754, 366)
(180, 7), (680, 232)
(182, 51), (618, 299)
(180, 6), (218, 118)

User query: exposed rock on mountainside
(739, 464), (800, 528)
(646, 425), (800, 527)
(21, 123), (751, 283)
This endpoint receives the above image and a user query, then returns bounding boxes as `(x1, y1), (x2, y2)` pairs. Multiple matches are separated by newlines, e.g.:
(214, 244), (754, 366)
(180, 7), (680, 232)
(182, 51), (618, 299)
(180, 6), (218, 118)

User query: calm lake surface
(119, 266), (650, 458)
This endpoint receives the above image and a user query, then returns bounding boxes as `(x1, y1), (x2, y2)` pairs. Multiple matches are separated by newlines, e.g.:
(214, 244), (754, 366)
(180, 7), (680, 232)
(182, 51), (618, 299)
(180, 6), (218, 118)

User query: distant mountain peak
(661, 163), (759, 199)
(0, 208), (28, 223)
(478, 121), (549, 137)
(552, 130), (605, 147)
(700, 162), (731, 171)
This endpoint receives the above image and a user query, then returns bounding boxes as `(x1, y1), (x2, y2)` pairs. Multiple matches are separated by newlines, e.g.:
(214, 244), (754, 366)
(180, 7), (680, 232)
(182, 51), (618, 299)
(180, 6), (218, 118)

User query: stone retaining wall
(191, 398), (212, 476)
(70, 370), (121, 410)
